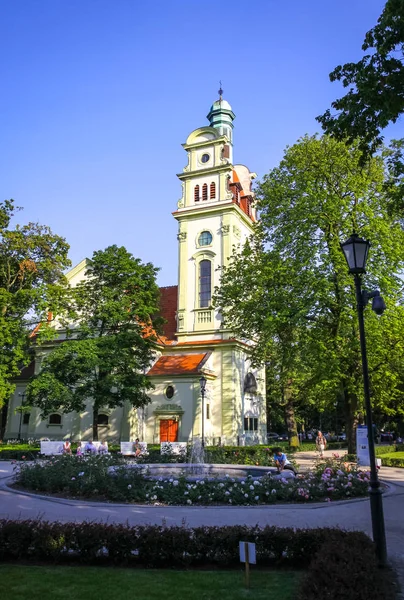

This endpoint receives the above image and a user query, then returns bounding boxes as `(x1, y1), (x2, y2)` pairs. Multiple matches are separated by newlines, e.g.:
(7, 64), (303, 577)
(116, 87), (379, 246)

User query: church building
(4, 93), (267, 445)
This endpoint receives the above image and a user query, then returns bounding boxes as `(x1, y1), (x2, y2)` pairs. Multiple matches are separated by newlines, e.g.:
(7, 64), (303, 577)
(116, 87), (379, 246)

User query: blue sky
(0, 0), (399, 286)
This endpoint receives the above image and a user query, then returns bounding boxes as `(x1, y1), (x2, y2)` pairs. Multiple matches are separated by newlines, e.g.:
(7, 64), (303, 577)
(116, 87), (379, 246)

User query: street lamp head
(199, 375), (207, 392)
(372, 295), (386, 315)
(340, 233), (370, 274)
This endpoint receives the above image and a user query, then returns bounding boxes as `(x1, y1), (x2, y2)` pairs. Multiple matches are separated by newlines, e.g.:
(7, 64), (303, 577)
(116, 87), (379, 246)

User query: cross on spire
(218, 81), (223, 100)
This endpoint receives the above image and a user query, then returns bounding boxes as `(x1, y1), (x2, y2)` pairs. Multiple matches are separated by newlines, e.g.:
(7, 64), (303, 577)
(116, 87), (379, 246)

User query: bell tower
(173, 91), (257, 342)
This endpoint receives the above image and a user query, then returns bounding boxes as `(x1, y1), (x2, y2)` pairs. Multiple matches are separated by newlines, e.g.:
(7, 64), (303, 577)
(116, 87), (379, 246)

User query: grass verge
(0, 565), (299, 600)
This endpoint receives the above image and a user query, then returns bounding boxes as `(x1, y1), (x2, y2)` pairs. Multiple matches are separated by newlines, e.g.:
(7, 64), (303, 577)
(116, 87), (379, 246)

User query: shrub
(375, 445), (396, 456)
(14, 454), (371, 505)
(381, 456), (404, 468)
(0, 520), (375, 569)
(298, 537), (396, 600)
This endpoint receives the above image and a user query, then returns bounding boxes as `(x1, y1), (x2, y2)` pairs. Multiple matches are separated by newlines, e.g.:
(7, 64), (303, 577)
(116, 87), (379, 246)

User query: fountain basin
(109, 462), (295, 480)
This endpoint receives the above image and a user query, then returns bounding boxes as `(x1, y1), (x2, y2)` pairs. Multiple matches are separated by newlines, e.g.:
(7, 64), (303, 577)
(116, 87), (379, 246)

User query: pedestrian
(316, 430), (327, 458)
(62, 439), (72, 455)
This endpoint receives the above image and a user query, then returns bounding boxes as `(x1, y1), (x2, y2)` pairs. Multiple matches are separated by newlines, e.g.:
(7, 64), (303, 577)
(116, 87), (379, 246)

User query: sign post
(356, 425), (370, 467)
(239, 541), (256, 589)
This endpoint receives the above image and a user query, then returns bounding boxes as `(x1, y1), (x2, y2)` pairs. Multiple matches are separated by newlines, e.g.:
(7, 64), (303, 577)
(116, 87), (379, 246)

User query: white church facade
(4, 94), (267, 445)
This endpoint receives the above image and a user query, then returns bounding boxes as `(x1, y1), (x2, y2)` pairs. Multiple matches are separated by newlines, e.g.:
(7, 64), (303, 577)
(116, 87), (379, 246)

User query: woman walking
(316, 430), (327, 458)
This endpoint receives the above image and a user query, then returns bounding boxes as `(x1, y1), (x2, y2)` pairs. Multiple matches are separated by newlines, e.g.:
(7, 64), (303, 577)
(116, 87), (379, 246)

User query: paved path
(1, 456), (403, 593)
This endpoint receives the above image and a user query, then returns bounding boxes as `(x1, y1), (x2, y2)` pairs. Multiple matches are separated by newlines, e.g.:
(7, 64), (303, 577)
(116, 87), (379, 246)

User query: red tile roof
(148, 353), (209, 376)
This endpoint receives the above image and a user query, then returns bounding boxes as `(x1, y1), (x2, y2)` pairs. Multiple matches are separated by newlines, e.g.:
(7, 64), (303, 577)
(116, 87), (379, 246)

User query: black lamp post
(340, 233), (387, 566)
(199, 375), (207, 447)
(17, 392), (26, 442)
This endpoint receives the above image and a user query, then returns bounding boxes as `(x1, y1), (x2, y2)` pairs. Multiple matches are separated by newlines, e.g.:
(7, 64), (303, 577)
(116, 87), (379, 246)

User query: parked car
(277, 433), (289, 441)
(337, 433), (347, 441)
(380, 431), (394, 443)
(266, 432), (279, 441)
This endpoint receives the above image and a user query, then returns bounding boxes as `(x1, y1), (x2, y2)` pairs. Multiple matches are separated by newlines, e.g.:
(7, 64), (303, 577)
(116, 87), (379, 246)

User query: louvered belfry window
(194, 185), (200, 202)
(210, 182), (216, 199)
(202, 183), (208, 201)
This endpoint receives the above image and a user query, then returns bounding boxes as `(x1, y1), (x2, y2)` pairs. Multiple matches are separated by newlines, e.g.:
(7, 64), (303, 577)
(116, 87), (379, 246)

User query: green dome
(209, 98), (232, 112)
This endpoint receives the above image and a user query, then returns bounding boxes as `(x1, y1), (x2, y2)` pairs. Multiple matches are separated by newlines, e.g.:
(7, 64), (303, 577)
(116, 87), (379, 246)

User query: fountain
(188, 436), (206, 475)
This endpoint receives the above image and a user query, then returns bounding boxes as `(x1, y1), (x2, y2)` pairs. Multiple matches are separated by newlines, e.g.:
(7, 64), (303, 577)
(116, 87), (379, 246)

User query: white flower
(266, 491), (270, 496)
(78, 472), (85, 477)
(187, 499), (192, 505)
(225, 491), (230, 496)
(241, 480), (245, 485)
(255, 496), (259, 501)
(225, 474), (229, 478)
(173, 480), (179, 487)
(229, 499), (232, 503)
(184, 491), (189, 495)
(127, 484), (132, 489)
(253, 480), (259, 486)
(244, 493), (248, 498)
(250, 485), (254, 490)
(271, 489), (277, 494)
(169, 478), (173, 483)
(71, 477), (76, 481)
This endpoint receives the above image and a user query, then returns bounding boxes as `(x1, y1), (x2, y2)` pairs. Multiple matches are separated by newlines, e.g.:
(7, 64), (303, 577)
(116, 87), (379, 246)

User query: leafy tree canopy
(317, 0), (404, 155)
(27, 245), (162, 439)
(0, 199), (70, 407)
(215, 135), (404, 451)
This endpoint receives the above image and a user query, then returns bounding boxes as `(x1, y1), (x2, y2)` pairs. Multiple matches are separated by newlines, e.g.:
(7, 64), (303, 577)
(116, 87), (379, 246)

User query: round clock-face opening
(201, 153), (210, 164)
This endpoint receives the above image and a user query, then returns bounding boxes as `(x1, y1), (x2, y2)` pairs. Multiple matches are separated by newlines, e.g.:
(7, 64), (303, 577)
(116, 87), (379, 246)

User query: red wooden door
(160, 419), (178, 442)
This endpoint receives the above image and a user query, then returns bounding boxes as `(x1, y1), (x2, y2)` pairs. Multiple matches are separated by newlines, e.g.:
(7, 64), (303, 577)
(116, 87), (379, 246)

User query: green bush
(298, 538), (396, 600)
(375, 445), (396, 456)
(0, 519), (375, 569)
(380, 456), (404, 468)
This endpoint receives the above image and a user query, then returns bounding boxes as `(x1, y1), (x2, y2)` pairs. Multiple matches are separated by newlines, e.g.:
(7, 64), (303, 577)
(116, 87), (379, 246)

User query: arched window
(198, 231), (212, 246)
(210, 182), (216, 199)
(244, 373), (258, 394)
(49, 413), (62, 425)
(194, 185), (200, 202)
(97, 414), (109, 426)
(199, 260), (211, 307)
(202, 183), (208, 201)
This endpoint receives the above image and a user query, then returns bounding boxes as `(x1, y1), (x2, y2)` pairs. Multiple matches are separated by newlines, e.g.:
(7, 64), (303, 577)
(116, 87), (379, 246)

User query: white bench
(40, 441), (64, 455)
(160, 442), (187, 456)
(79, 441), (109, 454)
(120, 441), (148, 456)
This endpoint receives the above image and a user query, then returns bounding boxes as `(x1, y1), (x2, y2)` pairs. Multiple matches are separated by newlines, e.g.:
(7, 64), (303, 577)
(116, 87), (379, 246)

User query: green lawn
(0, 565), (299, 600)
(383, 451), (404, 459)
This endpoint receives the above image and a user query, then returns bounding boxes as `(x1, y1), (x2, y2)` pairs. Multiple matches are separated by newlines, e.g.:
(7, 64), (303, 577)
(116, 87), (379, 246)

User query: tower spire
(218, 81), (223, 102)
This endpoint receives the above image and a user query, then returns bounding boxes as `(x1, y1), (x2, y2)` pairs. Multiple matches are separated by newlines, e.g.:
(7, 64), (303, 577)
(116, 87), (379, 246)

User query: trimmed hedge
(0, 520), (373, 569)
(380, 456), (404, 468)
(298, 538), (396, 600)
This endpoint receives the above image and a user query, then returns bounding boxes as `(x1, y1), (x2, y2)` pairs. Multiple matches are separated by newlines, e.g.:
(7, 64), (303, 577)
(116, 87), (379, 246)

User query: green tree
(0, 199), (70, 418)
(215, 136), (404, 453)
(27, 245), (162, 440)
(317, 0), (404, 155)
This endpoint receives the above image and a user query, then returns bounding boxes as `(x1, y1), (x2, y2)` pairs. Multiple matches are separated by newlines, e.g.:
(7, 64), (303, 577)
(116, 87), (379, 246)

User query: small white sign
(239, 541), (256, 564)
(356, 426), (370, 467)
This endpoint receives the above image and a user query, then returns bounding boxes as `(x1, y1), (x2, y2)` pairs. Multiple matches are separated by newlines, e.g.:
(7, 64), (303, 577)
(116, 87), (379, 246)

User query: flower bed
(13, 454), (371, 505)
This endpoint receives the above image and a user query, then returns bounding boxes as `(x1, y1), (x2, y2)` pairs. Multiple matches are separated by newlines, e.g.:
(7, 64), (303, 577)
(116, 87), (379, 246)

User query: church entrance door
(160, 419), (178, 442)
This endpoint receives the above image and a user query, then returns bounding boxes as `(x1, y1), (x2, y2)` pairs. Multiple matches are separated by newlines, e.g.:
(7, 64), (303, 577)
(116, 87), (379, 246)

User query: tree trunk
(343, 388), (359, 455)
(0, 401), (8, 441)
(92, 407), (99, 441)
(284, 388), (299, 449)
